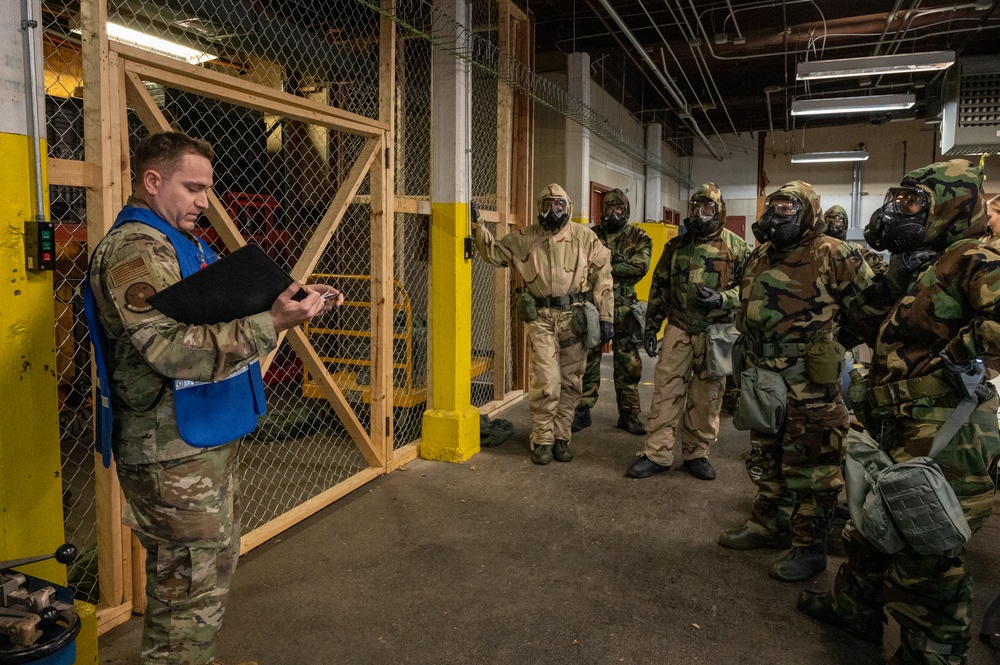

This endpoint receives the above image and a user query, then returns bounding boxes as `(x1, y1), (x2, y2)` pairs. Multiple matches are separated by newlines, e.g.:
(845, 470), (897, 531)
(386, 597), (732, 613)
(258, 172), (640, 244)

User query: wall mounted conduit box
(25, 220), (55, 271)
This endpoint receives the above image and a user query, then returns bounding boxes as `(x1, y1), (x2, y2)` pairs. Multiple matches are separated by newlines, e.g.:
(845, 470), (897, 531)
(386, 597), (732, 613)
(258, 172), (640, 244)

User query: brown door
(725, 215), (746, 239)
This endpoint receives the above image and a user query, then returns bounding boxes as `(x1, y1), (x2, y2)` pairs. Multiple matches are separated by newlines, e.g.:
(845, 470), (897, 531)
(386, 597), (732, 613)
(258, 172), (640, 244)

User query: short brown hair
(133, 131), (214, 182)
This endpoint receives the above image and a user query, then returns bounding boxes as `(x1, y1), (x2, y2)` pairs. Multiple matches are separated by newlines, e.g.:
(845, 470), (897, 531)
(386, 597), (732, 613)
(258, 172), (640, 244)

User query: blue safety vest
(83, 206), (267, 468)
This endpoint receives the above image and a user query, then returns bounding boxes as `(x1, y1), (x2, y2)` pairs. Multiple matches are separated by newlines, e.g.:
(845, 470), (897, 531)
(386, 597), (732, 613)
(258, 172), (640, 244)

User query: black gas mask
(824, 213), (847, 240)
(865, 186), (930, 253)
(538, 196), (569, 232)
(601, 197), (629, 232)
(685, 198), (722, 237)
(758, 195), (804, 248)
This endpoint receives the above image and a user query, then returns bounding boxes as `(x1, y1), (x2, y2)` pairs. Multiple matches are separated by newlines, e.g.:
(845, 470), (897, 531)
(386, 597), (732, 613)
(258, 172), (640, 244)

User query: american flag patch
(108, 257), (150, 287)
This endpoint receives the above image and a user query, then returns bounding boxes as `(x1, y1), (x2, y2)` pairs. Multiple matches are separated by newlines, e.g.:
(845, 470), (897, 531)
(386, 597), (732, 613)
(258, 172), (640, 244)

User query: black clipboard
(146, 244), (296, 325)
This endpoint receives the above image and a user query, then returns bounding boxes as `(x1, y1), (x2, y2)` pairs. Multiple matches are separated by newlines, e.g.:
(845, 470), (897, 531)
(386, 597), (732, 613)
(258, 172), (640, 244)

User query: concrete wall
(690, 119), (945, 243)
(533, 70), (687, 224)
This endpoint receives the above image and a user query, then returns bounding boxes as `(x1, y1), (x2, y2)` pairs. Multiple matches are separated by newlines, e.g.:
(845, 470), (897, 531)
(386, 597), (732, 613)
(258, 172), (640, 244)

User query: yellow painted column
(421, 0), (480, 462)
(1, 0), (98, 660)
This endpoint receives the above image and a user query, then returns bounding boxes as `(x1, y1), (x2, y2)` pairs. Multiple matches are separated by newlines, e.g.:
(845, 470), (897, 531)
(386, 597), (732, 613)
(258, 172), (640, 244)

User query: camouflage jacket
(594, 223), (652, 304)
(646, 227), (750, 335)
(475, 221), (614, 322)
(90, 199), (278, 464)
(737, 182), (873, 363)
(849, 241), (888, 276)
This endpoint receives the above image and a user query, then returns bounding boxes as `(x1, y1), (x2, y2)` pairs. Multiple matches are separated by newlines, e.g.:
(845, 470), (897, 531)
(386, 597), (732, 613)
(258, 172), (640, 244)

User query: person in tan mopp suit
(474, 184), (614, 465)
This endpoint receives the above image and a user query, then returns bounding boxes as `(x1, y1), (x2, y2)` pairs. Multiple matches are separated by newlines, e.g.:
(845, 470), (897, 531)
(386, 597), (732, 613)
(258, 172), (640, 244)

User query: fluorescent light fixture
(791, 93), (915, 116)
(797, 51), (955, 81)
(72, 22), (217, 65)
(791, 150), (870, 164)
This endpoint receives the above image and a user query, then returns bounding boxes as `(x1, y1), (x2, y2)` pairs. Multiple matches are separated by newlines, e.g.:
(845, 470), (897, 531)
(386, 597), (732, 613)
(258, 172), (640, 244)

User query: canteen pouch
(705, 323), (740, 379)
(806, 336), (846, 385)
(732, 367), (787, 434)
(847, 367), (872, 428)
(515, 291), (538, 322)
(844, 428), (971, 555)
(578, 301), (602, 349)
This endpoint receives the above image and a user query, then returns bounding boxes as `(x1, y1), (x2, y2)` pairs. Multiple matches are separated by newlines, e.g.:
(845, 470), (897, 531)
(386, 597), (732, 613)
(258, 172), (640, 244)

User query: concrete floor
(99, 355), (1000, 665)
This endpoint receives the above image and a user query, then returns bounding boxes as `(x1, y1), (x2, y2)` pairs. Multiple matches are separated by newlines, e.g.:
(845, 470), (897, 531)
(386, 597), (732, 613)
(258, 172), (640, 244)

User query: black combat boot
(617, 413), (646, 435)
(796, 590), (884, 643)
(625, 455), (670, 478)
(718, 526), (791, 550)
(552, 439), (573, 462)
(531, 445), (553, 465)
(769, 545), (827, 582)
(682, 457), (716, 480)
(571, 405), (592, 432)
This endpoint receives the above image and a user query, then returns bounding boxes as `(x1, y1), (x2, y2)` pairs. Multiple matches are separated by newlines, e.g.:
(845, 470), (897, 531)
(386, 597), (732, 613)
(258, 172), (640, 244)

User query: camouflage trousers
(579, 332), (642, 415)
(824, 398), (1000, 664)
(640, 324), (725, 467)
(117, 442), (241, 665)
(743, 368), (848, 548)
(525, 308), (588, 446)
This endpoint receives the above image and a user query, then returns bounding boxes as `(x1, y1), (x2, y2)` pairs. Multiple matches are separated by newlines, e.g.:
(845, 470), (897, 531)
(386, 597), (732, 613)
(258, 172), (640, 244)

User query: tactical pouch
(844, 427), (971, 556)
(847, 367), (872, 428)
(733, 367), (787, 434)
(806, 336), (846, 385)
(574, 301), (601, 349)
(515, 291), (538, 322)
(626, 300), (647, 346)
(705, 323), (740, 379)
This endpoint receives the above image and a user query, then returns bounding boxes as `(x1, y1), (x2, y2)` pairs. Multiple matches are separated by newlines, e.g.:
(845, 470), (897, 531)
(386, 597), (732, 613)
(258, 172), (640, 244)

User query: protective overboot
(571, 405), (591, 432)
(552, 439), (573, 462)
(682, 457), (716, 480)
(625, 455), (670, 478)
(718, 526), (791, 550)
(531, 445), (553, 465)
(769, 545), (827, 582)
(796, 590), (884, 643)
(616, 413), (646, 435)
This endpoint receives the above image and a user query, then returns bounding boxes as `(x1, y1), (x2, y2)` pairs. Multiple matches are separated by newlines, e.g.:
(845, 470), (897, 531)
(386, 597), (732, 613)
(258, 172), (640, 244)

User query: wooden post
(510, 10), (532, 392)
(493, 0), (514, 401)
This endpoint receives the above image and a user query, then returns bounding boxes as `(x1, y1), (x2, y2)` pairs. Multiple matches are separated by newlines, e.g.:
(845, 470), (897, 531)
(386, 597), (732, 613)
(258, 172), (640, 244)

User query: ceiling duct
(941, 56), (1000, 155)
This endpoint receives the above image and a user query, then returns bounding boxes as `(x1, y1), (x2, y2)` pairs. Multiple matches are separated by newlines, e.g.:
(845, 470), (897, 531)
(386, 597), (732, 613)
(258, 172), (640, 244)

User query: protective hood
(536, 183), (573, 231)
(823, 205), (849, 240)
(601, 188), (631, 232)
(900, 159), (986, 248)
(762, 180), (823, 248)
(686, 182), (727, 238)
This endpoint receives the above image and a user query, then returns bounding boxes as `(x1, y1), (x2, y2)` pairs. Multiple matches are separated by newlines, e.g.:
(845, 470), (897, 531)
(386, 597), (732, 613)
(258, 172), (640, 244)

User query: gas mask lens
(540, 197), (567, 216)
(825, 214), (846, 225)
(603, 203), (625, 219)
(692, 199), (717, 220)
(766, 197), (801, 219)
(884, 187), (929, 216)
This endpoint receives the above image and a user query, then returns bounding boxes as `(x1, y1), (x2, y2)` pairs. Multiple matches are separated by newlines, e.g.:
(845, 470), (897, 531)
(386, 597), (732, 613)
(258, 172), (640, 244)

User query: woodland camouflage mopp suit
(718, 180), (873, 583)
(799, 160), (1000, 665)
(575, 188), (652, 435)
(625, 183), (749, 481)
(473, 184), (613, 465)
(823, 204), (887, 275)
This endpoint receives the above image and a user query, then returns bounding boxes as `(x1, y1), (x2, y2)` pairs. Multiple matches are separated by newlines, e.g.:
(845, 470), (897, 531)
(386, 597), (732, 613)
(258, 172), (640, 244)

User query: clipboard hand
(271, 281), (336, 332)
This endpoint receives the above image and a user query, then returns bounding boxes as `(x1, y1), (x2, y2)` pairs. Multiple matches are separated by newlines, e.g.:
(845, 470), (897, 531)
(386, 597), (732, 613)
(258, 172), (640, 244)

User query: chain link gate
(41, 0), (529, 633)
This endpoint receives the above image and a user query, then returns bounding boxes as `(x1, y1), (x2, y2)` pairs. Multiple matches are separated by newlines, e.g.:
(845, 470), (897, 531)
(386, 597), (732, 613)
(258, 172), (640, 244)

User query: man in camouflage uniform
(573, 189), (652, 435)
(626, 184), (749, 481)
(799, 160), (1000, 665)
(85, 132), (338, 665)
(474, 184), (614, 464)
(823, 204), (887, 274)
(718, 181), (873, 582)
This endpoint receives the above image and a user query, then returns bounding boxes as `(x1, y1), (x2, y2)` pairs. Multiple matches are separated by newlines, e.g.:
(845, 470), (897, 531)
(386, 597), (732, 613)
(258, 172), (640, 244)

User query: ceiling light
(790, 150), (870, 164)
(790, 94), (915, 116)
(797, 51), (955, 81)
(72, 22), (217, 65)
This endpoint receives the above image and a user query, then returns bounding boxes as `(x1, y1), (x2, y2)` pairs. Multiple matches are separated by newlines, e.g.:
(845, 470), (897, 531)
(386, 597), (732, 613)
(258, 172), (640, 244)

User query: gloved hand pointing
(599, 321), (615, 345)
(643, 330), (659, 358)
(695, 286), (723, 309)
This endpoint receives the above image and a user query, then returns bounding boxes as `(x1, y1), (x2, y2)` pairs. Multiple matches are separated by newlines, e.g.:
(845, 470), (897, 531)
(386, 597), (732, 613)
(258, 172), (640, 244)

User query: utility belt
(533, 291), (591, 311)
(867, 372), (952, 408)
(746, 336), (845, 385)
(746, 340), (809, 360)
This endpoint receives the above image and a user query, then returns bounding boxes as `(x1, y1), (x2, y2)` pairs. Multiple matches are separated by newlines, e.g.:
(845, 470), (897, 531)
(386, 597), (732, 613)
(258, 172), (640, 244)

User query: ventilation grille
(941, 56), (1000, 155)
(958, 72), (1000, 128)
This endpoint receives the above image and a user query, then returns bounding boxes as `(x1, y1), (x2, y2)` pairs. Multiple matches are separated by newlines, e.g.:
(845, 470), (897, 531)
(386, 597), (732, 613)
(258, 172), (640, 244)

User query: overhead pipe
(594, 0), (723, 160)
(679, 0), (742, 137)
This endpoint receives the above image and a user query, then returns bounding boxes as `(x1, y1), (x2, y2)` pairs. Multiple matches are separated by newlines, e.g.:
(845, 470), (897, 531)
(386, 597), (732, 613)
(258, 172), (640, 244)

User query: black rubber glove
(599, 321), (615, 345)
(470, 200), (480, 225)
(644, 329), (659, 358)
(695, 286), (723, 309)
(886, 249), (939, 293)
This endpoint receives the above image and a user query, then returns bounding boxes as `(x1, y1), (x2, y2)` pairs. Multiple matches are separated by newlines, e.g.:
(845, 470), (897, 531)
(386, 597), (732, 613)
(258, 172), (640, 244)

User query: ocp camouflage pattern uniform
(579, 222), (652, 415)
(474, 185), (613, 448)
(824, 204), (888, 275)
(828, 161), (1000, 664)
(89, 198), (278, 665)
(642, 183), (750, 467)
(736, 182), (872, 549)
